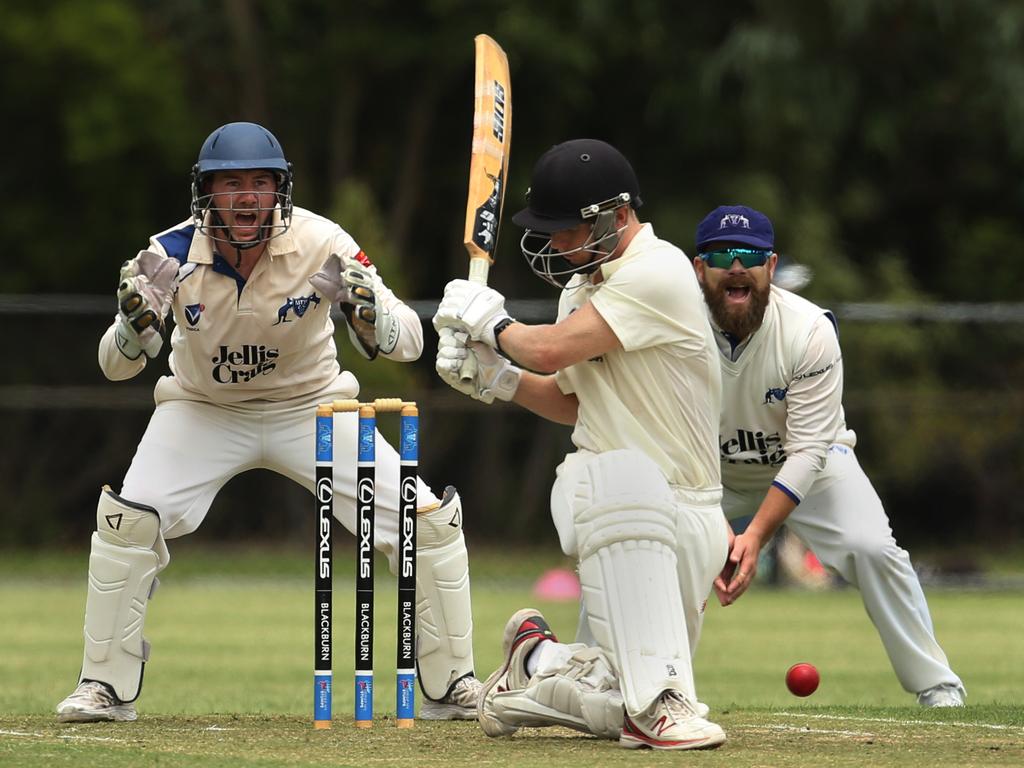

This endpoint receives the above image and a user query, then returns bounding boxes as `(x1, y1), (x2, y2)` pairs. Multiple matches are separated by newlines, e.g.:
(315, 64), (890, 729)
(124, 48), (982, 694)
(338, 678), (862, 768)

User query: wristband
(492, 317), (516, 353)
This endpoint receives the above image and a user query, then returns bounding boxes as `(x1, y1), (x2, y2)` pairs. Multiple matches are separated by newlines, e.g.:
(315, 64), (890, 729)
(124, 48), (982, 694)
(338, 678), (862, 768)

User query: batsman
(436, 139), (729, 750)
(56, 122), (481, 722)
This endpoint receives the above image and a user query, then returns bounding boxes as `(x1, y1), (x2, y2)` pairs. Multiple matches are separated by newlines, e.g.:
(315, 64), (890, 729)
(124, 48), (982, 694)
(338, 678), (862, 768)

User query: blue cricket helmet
(190, 122), (294, 243)
(195, 122), (291, 175)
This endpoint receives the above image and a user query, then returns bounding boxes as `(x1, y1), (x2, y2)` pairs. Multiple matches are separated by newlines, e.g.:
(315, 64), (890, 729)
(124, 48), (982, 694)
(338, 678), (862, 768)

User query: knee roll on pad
(81, 486), (168, 703)
(415, 487), (475, 699)
(571, 450), (677, 560)
(416, 486), (464, 548)
(571, 451), (695, 715)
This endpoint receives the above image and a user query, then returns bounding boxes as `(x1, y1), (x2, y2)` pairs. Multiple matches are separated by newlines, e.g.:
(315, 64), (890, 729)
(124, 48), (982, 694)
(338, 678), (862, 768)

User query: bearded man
(691, 205), (965, 708)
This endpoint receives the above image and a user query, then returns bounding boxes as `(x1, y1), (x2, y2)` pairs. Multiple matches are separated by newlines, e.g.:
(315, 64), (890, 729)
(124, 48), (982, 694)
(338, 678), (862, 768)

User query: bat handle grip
(458, 351), (479, 382)
(458, 259), (491, 382)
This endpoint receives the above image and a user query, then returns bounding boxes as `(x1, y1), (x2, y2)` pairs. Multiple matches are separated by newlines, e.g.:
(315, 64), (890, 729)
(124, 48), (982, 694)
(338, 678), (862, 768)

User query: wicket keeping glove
(114, 250), (178, 360)
(309, 254), (400, 360)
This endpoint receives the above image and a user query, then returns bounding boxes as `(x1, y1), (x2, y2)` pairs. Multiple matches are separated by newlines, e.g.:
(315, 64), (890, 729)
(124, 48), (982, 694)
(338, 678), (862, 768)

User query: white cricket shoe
(917, 682), (966, 708)
(56, 681), (137, 723)
(419, 675), (484, 720)
(478, 607), (557, 737)
(619, 690), (725, 750)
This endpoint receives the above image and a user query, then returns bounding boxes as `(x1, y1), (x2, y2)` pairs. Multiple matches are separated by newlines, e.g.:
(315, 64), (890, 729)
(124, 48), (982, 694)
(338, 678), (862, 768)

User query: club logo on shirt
(184, 303), (205, 327)
(721, 428), (785, 466)
(274, 293), (322, 325)
(211, 345), (279, 383)
(764, 386), (788, 404)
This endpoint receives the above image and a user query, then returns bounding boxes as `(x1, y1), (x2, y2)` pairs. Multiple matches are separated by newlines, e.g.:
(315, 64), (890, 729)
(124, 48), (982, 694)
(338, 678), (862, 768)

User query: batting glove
(432, 279), (512, 348)
(436, 327), (520, 404)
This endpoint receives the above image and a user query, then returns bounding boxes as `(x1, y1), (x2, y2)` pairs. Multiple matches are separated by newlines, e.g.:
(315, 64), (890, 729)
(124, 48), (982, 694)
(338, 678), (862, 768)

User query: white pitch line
(0, 729), (124, 743)
(744, 724), (876, 737)
(775, 712), (1020, 731)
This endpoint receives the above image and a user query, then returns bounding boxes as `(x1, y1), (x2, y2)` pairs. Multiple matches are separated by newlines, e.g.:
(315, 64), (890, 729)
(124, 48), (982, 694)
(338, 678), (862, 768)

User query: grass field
(1, 544), (1022, 767)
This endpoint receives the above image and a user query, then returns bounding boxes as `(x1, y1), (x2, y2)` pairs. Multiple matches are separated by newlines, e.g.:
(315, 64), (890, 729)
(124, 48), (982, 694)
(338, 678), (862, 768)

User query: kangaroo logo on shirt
(274, 293), (322, 325)
(764, 386), (788, 404)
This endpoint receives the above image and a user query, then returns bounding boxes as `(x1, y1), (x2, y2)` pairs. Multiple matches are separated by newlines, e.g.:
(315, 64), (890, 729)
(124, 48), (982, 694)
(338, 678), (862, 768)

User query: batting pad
(572, 450), (696, 715)
(81, 487), (169, 703)
(414, 488), (475, 699)
(492, 643), (624, 738)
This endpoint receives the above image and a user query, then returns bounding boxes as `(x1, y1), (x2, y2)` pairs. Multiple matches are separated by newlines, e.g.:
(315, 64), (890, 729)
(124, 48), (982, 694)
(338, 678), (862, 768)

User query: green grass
(1, 545), (1022, 767)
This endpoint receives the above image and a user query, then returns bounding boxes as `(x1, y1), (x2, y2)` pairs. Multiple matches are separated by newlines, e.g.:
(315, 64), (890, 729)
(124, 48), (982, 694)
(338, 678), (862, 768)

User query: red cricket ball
(785, 662), (820, 697)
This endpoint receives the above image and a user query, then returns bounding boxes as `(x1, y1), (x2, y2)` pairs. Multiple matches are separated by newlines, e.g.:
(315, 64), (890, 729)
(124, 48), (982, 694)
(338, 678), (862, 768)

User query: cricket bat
(460, 33), (511, 380)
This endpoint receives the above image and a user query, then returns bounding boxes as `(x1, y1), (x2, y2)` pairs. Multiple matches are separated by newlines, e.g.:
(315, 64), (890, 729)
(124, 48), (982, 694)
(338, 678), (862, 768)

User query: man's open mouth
(725, 285), (751, 302)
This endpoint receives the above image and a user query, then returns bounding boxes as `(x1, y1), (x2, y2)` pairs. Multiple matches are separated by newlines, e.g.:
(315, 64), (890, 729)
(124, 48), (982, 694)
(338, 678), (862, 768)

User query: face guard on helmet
(190, 122), (294, 250)
(512, 139), (642, 289)
(520, 193), (633, 288)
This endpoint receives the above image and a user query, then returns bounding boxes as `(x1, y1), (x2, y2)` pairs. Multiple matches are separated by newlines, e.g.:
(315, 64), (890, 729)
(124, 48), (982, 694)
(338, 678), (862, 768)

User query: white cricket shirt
(554, 224), (722, 494)
(716, 285), (856, 502)
(98, 206), (422, 405)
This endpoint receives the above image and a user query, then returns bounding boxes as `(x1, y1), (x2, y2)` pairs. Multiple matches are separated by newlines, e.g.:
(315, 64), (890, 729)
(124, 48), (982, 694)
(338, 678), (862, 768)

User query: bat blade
(464, 33), (511, 283)
(460, 34), (511, 380)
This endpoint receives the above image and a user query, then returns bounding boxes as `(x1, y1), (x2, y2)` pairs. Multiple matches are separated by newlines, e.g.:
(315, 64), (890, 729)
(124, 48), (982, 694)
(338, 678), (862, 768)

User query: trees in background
(7, 1), (1024, 298)
(2, 1), (1021, 549)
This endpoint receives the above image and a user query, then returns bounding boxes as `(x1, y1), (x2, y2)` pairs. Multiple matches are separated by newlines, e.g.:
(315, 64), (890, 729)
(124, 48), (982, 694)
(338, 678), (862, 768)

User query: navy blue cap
(696, 205), (774, 251)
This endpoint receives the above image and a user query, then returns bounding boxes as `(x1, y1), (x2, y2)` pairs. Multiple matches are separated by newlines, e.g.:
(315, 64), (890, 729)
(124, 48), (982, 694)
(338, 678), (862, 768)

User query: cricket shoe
(56, 680), (137, 723)
(917, 682), (966, 708)
(619, 690), (725, 750)
(419, 674), (484, 720)
(477, 607), (558, 737)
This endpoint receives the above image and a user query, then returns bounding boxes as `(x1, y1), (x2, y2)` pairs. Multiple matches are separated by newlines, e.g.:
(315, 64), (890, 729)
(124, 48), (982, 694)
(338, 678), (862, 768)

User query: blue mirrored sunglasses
(699, 248), (771, 269)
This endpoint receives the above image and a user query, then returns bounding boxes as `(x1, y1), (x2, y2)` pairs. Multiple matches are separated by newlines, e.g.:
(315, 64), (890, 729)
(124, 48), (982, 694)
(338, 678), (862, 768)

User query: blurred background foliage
(1, 0), (1021, 558)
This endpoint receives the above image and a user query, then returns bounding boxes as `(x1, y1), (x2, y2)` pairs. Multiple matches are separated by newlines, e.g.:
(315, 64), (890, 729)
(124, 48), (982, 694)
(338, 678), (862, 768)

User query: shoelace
(75, 681), (116, 706)
(921, 683), (963, 701)
(450, 677), (481, 701)
(659, 691), (699, 721)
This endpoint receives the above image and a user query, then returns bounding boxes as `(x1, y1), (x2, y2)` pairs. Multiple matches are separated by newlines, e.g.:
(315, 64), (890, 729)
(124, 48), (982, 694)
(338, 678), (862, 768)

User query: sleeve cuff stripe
(772, 480), (802, 505)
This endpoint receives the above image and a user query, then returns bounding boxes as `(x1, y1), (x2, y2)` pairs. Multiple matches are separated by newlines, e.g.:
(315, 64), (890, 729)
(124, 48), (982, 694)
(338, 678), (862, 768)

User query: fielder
(435, 139), (729, 750)
(56, 122), (480, 722)
(693, 204), (965, 707)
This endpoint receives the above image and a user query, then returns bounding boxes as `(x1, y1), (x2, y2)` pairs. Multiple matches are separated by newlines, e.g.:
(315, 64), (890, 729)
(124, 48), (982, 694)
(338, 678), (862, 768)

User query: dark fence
(1, 296), (1022, 553)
